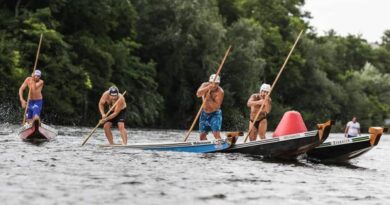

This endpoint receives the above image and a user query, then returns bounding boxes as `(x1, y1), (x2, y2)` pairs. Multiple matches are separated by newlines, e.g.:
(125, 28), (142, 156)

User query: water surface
(0, 124), (389, 204)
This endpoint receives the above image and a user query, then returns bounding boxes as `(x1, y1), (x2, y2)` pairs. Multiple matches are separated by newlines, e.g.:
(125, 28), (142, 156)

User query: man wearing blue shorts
(19, 70), (44, 123)
(196, 74), (224, 140)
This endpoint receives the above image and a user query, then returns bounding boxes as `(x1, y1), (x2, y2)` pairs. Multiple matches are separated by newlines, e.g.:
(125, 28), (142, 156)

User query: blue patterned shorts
(199, 109), (222, 133)
(27, 99), (43, 119)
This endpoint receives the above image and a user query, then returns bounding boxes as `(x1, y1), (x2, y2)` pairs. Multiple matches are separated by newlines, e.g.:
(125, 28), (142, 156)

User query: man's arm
(247, 94), (258, 107)
(247, 94), (264, 107)
(344, 124), (349, 137)
(98, 92), (107, 118)
(37, 79), (44, 88)
(358, 123), (361, 135)
(266, 97), (272, 113)
(105, 97), (124, 120)
(211, 88), (224, 108)
(196, 83), (212, 97)
(19, 78), (28, 108)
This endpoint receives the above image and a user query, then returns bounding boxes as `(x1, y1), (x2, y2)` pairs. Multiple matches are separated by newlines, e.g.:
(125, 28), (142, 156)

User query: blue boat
(100, 132), (242, 153)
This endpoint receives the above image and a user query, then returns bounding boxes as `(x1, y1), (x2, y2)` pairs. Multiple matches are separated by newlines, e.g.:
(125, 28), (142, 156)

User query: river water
(0, 124), (389, 204)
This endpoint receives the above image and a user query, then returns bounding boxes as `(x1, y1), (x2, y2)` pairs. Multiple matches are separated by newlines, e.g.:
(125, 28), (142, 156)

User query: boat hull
(101, 140), (229, 153)
(100, 132), (242, 153)
(18, 117), (57, 144)
(306, 127), (385, 163)
(221, 120), (333, 159)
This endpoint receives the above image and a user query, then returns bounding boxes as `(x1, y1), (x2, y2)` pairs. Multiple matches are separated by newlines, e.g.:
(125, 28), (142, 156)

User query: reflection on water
(0, 124), (390, 204)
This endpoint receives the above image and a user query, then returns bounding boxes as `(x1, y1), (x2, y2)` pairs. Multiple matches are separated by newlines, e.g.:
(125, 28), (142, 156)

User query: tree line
(1, 0), (390, 132)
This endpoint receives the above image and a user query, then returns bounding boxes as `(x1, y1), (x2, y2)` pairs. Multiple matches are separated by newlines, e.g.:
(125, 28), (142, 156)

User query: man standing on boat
(344, 116), (360, 138)
(99, 86), (128, 145)
(196, 74), (224, 141)
(19, 70), (44, 123)
(247, 83), (272, 141)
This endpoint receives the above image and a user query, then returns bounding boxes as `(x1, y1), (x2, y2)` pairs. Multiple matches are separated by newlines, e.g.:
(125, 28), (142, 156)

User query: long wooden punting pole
(22, 33), (43, 125)
(183, 46), (232, 142)
(81, 91), (127, 146)
(244, 30), (304, 143)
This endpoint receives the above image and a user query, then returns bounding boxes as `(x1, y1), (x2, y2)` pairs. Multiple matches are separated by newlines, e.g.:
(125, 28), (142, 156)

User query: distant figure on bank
(196, 74), (224, 141)
(344, 116), (360, 138)
(19, 70), (44, 123)
(247, 83), (272, 141)
(99, 86), (128, 145)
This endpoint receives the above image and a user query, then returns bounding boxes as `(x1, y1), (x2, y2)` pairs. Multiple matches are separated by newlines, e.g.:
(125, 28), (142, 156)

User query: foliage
(1, 0), (390, 131)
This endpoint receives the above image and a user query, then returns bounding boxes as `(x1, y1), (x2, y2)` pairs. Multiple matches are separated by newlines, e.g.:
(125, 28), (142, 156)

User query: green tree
(134, 0), (226, 128)
(51, 0), (163, 126)
(222, 18), (265, 130)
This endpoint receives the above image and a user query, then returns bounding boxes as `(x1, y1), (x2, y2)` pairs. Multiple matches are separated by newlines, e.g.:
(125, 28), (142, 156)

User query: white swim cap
(260, 83), (271, 92)
(34, 70), (41, 77)
(209, 74), (220, 83)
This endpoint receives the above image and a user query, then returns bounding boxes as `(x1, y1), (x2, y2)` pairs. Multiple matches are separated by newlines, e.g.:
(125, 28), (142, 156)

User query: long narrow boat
(220, 120), (333, 159)
(305, 127), (386, 163)
(100, 132), (242, 153)
(18, 116), (57, 144)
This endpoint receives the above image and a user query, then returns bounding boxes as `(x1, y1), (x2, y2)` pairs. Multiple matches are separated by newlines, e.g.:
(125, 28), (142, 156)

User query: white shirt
(346, 121), (360, 137)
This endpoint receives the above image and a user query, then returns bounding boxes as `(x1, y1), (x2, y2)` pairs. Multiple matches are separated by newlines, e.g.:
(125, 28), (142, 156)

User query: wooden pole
(22, 33), (43, 125)
(244, 30), (304, 142)
(183, 46), (232, 142)
(81, 91), (127, 146)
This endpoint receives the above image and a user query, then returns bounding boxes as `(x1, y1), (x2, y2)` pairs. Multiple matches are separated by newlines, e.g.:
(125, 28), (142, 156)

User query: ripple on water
(1, 126), (390, 205)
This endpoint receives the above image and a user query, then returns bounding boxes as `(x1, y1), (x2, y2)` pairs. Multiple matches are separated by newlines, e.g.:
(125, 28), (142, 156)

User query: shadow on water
(259, 157), (310, 167)
(22, 138), (51, 146)
(305, 158), (370, 170)
(218, 152), (310, 167)
(325, 162), (369, 170)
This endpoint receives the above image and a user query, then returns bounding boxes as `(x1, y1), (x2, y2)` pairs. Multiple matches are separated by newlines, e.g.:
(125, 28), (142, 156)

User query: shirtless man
(99, 86), (128, 145)
(19, 70), (44, 123)
(196, 74), (224, 140)
(247, 83), (272, 141)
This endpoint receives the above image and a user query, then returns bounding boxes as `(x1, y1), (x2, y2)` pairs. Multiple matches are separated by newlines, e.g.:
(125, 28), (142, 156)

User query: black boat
(306, 127), (386, 163)
(220, 120), (333, 159)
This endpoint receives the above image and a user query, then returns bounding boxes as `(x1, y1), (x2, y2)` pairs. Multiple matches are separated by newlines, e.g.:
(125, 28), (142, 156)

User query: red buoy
(273, 111), (307, 137)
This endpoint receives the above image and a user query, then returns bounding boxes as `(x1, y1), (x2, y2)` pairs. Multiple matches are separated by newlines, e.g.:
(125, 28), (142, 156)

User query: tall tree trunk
(15, 0), (22, 17)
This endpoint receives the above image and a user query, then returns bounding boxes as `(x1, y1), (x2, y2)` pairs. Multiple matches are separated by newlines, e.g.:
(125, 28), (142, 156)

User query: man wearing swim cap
(18, 70), (44, 123)
(247, 83), (272, 141)
(196, 74), (224, 140)
(98, 86), (128, 145)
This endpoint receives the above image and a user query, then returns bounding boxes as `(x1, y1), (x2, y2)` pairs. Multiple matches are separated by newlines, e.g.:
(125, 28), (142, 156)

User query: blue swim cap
(108, 86), (119, 96)
(34, 70), (41, 77)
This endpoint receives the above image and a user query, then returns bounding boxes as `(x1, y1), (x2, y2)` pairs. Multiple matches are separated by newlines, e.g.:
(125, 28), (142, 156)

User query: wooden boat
(100, 132), (242, 153)
(305, 127), (386, 163)
(220, 120), (333, 159)
(18, 116), (57, 144)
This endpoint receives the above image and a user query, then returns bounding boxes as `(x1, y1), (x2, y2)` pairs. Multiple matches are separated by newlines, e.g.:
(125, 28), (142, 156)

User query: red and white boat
(18, 116), (57, 144)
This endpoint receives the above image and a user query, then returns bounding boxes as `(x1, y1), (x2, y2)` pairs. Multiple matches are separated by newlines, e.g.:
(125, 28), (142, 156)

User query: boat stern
(316, 120), (335, 143)
(369, 127), (387, 146)
(225, 131), (243, 145)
